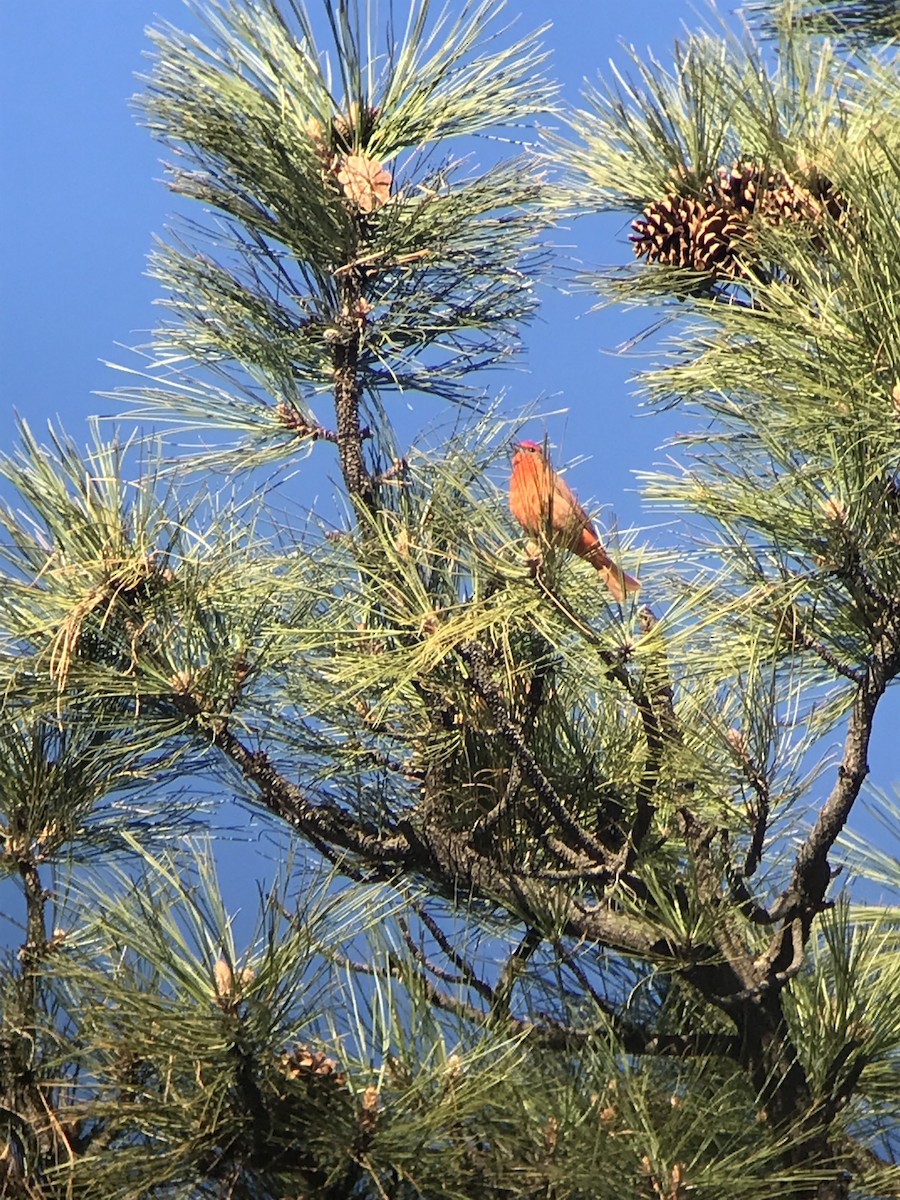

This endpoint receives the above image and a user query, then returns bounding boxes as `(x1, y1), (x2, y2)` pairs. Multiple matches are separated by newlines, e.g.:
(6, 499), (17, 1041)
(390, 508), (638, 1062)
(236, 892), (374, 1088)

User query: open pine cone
(629, 194), (746, 276)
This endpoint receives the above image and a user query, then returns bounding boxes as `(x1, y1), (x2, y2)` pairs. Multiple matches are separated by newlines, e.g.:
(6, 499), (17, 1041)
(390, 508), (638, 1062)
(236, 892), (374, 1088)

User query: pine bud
(213, 954), (234, 1003)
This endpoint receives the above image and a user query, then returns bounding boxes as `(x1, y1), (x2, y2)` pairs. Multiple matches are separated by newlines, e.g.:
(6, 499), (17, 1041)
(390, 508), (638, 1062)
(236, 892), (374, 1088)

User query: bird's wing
(550, 473), (595, 538)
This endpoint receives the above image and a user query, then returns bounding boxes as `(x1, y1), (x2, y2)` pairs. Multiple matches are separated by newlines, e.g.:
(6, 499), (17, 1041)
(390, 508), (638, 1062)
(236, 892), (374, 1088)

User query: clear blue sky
(0, 2), (896, 913)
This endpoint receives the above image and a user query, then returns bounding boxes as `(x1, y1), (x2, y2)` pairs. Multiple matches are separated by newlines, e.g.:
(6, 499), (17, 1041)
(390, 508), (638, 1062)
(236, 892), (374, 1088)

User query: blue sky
(1, 1), (897, 916)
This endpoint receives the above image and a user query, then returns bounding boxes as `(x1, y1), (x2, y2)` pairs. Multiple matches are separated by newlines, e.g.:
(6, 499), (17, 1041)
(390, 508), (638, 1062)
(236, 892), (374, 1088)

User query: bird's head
(512, 439), (546, 458)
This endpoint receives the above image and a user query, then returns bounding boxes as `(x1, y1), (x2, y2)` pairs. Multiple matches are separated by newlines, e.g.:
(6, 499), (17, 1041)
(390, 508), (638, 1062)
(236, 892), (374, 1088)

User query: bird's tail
(580, 535), (641, 602)
(598, 564), (641, 603)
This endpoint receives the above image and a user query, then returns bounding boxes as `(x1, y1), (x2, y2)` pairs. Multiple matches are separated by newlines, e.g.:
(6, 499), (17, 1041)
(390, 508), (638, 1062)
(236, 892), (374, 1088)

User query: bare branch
(723, 729), (772, 881)
(398, 916), (469, 985)
(402, 907), (495, 1003)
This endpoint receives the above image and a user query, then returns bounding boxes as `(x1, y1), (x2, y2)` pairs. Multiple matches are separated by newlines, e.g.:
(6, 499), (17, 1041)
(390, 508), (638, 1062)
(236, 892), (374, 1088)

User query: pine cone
(358, 1083), (381, 1133)
(762, 177), (817, 224)
(335, 151), (392, 212)
(629, 194), (746, 277)
(632, 158), (846, 280)
(708, 159), (845, 225)
(279, 1043), (348, 1087)
(708, 161), (773, 213)
(804, 164), (845, 222)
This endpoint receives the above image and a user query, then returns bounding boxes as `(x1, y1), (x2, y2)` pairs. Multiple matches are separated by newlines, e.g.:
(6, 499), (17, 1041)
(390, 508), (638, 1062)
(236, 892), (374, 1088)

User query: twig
(679, 806), (765, 998)
(401, 907), (494, 1003)
(495, 928), (542, 1012)
(779, 603), (865, 685)
(820, 1041), (867, 1125)
(723, 730), (771, 881)
(275, 402), (372, 447)
(474, 655), (553, 845)
(399, 916), (468, 986)
(551, 937), (609, 1016)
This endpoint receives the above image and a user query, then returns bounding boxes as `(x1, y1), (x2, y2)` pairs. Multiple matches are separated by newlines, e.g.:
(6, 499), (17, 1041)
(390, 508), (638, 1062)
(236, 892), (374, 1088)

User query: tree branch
(183, 693), (678, 964)
(333, 269), (374, 512)
(195, 712), (408, 865)
(401, 907), (495, 1004)
(17, 856), (48, 1027)
(776, 625), (900, 929)
(494, 927), (542, 1013)
(472, 651), (551, 846)
(338, 948), (743, 1060)
(783, 606), (866, 685)
(628, 606), (677, 856)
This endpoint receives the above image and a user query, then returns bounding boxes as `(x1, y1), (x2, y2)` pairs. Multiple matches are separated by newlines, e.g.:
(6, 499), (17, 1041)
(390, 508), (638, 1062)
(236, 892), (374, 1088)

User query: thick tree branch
(406, 818), (681, 959)
(191, 712), (408, 864)
(17, 856), (48, 1026)
(183, 695), (680, 963)
(775, 622), (900, 930)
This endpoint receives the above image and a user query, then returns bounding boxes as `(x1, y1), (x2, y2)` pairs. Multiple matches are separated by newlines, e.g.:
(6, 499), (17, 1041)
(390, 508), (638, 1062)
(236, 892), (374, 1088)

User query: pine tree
(1, 2), (899, 1198)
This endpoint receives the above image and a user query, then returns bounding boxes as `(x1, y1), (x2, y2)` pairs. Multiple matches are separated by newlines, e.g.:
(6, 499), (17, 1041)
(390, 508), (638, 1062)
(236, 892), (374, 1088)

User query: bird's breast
(509, 456), (550, 534)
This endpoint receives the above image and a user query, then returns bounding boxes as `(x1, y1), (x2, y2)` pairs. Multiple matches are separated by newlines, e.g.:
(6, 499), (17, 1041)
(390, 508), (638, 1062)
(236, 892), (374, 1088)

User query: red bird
(509, 440), (640, 602)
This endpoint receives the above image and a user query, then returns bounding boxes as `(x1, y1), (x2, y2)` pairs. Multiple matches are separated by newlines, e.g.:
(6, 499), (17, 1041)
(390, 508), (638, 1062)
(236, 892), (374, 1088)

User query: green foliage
(557, 10), (900, 722)
(3, 1), (900, 1198)
(121, 0), (556, 471)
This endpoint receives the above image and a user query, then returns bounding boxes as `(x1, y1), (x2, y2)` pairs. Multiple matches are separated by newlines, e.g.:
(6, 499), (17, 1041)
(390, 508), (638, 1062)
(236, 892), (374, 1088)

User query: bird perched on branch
(509, 440), (640, 602)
